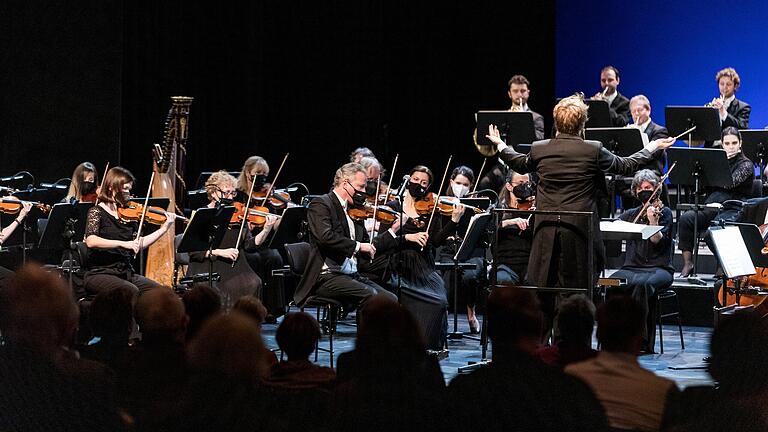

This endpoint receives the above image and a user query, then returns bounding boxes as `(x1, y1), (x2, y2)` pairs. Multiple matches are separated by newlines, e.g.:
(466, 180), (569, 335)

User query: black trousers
(245, 248), (286, 318)
(678, 208), (718, 252)
(315, 272), (397, 310)
(84, 272), (161, 296)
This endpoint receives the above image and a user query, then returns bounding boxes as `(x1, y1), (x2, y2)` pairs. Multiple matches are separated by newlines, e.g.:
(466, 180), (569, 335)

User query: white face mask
(452, 183), (469, 198)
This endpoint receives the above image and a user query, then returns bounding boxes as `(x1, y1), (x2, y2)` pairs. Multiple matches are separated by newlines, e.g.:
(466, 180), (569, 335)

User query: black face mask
(252, 174), (268, 188)
(80, 180), (96, 196)
(407, 181), (427, 199)
(365, 180), (378, 197)
(345, 183), (368, 208)
(116, 191), (132, 207)
(637, 190), (654, 203)
(512, 182), (535, 201)
(219, 197), (234, 207)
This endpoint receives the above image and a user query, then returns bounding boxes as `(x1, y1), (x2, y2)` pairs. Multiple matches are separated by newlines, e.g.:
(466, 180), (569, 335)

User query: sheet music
(599, 220), (663, 240)
(710, 226), (756, 279)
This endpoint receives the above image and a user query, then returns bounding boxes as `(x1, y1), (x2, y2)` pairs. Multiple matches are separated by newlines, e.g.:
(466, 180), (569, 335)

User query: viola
(347, 203), (398, 225)
(117, 201), (187, 226)
(0, 198), (51, 214)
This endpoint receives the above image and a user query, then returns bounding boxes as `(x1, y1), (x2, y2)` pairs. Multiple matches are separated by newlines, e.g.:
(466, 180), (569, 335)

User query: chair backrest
(74, 241), (89, 269)
(174, 234), (190, 265)
(752, 179), (763, 199)
(284, 242), (311, 274)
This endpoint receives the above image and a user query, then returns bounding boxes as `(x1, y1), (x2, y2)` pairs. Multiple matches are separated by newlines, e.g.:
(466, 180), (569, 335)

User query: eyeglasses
(220, 190), (237, 197)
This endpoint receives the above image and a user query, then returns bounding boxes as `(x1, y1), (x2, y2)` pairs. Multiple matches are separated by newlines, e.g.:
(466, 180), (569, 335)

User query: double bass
(145, 96), (193, 286)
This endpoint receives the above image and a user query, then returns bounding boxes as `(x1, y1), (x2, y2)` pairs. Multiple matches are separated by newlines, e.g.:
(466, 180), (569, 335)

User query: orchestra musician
(349, 147), (375, 163)
(0, 201), (34, 287)
(508, 75), (545, 140)
(64, 162), (98, 203)
(235, 156), (284, 318)
(610, 169), (674, 353)
(83, 167), (176, 295)
(488, 94), (674, 327)
(591, 65), (631, 127)
(293, 162), (397, 316)
(494, 170), (535, 286)
(678, 127), (755, 277)
(376, 165), (465, 350)
(710, 67), (750, 130)
(436, 166), (484, 334)
(187, 171), (263, 309)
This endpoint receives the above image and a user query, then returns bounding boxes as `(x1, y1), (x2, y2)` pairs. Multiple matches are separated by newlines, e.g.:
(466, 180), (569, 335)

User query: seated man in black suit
(591, 65), (630, 127)
(293, 162), (397, 310)
(508, 74), (545, 140)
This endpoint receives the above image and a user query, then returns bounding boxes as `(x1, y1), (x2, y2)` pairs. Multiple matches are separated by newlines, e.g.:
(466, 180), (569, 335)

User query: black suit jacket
(499, 134), (653, 288)
(722, 97), (751, 129)
(531, 110), (545, 140)
(609, 92), (631, 127)
(293, 192), (380, 306)
(642, 120), (669, 174)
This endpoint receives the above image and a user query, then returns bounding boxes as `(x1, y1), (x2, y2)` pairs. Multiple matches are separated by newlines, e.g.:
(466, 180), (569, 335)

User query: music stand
(177, 206), (235, 291)
(443, 212), (492, 340)
(268, 206), (308, 252)
(668, 148), (733, 278)
(38, 202), (94, 295)
(665, 106), (721, 145)
(709, 224), (756, 308)
(186, 189), (209, 212)
(740, 130), (768, 184)
(194, 171), (240, 189)
(476, 111), (536, 148)
(585, 100), (611, 128)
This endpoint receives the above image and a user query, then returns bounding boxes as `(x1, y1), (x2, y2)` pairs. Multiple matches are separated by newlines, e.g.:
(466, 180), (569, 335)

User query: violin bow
(472, 158), (487, 193)
(386, 153), (399, 202)
(94, 162), (109, 206)
(632, 162), (676, 224)
(424, 155), (453, 240)
(370, 173), (383, 239)
(259, 153), (290, 208)
(136, 171), (156, 249)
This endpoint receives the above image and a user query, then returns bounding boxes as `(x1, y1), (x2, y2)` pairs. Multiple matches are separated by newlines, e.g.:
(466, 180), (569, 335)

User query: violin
(347, 203), (398, 225)
(117, 201), (187, 225)
(252, 184), (292, 210)
(231, 201), (280, 227)
(0, 198), (51, 214)
(635, 195), (664, 225)
(413, 193), (459, 217)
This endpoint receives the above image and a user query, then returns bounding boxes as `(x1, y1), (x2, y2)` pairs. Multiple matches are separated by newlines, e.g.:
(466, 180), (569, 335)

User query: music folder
(599, 220), (663, 241)
(709, 225), (756, 279)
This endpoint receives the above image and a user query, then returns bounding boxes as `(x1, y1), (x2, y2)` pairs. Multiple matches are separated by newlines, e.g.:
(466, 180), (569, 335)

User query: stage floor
(260, 311), (714, 388)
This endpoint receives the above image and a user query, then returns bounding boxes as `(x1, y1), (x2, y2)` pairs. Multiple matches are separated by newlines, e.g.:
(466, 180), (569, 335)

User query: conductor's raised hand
(485, 125), (505, 147)
(646, 137), (675, 152)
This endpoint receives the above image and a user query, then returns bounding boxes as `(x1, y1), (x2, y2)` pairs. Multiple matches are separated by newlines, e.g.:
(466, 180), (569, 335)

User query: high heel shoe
(468, 316), (480, 334)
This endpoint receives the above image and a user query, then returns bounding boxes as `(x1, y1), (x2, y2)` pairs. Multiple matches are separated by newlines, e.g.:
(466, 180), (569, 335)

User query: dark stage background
(3, 1), (556, 199)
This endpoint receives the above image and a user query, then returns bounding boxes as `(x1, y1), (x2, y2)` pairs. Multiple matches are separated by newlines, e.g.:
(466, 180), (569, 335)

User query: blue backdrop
(556, 0), (768, 131)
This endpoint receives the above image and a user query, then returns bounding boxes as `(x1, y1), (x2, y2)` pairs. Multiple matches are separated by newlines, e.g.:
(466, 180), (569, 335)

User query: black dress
(84, 206), (161, 295)
(187, 225), (263, 310)
(376, 200), (457, 350)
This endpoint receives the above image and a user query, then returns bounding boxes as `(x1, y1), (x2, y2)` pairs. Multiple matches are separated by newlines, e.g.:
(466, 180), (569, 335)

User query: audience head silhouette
(596, 294), (644, 354)
(487, 286), (543, 354)
(276, 312), (321, 361)
(90, 285), (134, 342)
(709, 310), (768, 395)
(0, 263), (78, 353)
(556, 294), (595, 346)
(233, 295), (268, 326)
(182, 283), (221, 341)
(187, 312), (267, 382)
(136, 287), (188, 344)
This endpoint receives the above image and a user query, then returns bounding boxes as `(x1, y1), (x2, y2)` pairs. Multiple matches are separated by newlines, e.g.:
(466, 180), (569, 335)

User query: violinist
(349, 147), (375, 163)
(0, 200), (33, 287)
(611, 169), (673, 353)
(358, 156), (387, 198)
(64, 162), (98, 203)
(186, 171), (262, 309)
(235, 156), (284, 318)
(495, 170), (535, 286)
(436, 165), (484, 334)
(679, 127), (755, 277)
(374, 165), (465, 350)
(293, 162), (396, 315)
(83, 167), (176, 295)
